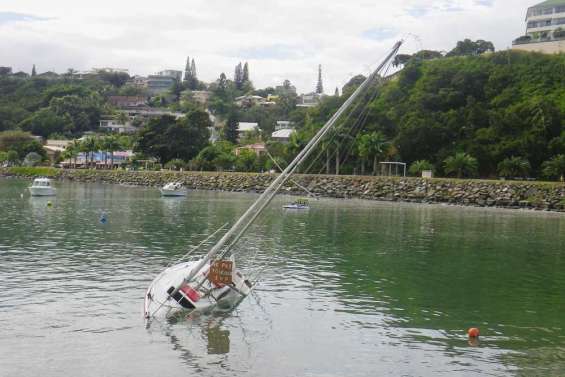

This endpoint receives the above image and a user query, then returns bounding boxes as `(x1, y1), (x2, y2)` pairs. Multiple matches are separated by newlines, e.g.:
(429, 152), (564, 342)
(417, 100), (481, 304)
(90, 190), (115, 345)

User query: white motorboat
(160, 182), (188, 197)
(29, 178), (56, 196)
(144, 41), (403, 321)
(283, 198), (310, 210)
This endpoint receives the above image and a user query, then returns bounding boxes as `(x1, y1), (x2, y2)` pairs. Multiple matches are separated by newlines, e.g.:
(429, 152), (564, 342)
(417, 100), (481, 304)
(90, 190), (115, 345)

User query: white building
(297, 92), (324, 108)
(235, 95), (266, 107)
(99, 119), (137, 134)
(237, 122), (260, 141)
(513, 0), (565, 53)
(271, 128), (295, 144)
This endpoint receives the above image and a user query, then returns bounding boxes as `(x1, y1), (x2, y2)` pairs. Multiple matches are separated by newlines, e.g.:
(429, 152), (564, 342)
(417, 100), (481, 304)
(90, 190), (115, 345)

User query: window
(556, 6), (565, 13)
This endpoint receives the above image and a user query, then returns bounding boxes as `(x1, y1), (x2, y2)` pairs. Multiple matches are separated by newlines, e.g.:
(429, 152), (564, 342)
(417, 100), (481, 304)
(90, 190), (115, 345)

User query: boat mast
(179, 41), (403, 286)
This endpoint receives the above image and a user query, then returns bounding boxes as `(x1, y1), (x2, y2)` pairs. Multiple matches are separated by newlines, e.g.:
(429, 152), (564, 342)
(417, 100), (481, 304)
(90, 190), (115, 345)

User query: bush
(164, 159), (187, 171)
(497, 156), (530, 179)
(408, 160), (433, 176)
(514, 35), (532, 43)
(443, 153), (478, 178)
(542, 155), (565, 181)
(554, 28), (565, 39)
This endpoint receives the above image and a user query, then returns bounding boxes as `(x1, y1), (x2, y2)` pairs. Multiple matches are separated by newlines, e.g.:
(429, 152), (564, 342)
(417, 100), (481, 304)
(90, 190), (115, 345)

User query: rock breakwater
(2, 168), (564, 212)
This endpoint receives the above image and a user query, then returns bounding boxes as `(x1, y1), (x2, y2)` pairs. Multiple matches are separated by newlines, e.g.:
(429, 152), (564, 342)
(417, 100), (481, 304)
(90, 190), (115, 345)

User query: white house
(99, 119), (136, 134)
(271, 128), (295, 144)
(237, 122), (260, 140)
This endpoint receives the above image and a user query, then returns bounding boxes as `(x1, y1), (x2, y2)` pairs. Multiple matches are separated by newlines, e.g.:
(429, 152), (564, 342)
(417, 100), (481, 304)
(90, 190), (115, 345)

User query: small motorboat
(160, 182), (188, 197)
(29, 178), (56, 196)
(283, 198), (310, 210)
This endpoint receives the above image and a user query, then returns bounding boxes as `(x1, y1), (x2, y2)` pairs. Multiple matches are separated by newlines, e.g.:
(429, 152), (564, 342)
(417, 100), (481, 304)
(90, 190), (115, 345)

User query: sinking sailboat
(144, 41), (403, 320)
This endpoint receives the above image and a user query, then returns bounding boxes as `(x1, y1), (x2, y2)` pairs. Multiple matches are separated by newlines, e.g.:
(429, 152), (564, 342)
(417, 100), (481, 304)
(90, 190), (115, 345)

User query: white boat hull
(144, 259), (252, 320)
(283, 204), (309, 210)
(29, 187), (56, 196)
(160, 189), (188, 197)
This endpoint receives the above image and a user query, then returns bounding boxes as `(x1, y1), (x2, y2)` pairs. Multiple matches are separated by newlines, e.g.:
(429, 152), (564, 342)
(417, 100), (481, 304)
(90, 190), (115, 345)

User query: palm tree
(115, 112), (129, 127)
(357, 131), (389, 175)
(409, 160), (433, 176)
(81, 137), (98, 168)
(105, 135), (123, 169)
(443, 152), (478, 178)
(542, 154), (565, 181)
(62, 141), (80, 168)
(497, 156), (531, 179)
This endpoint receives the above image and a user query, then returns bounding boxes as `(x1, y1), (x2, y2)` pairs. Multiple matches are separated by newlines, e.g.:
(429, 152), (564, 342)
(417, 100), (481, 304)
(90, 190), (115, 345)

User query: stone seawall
(2, 168), (564, 212)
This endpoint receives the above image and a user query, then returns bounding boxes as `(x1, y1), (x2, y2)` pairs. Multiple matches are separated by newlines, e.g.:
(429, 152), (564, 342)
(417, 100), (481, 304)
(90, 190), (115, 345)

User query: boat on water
(160, 182), (188, 197)
(283, 198), (310, 210)
(29, 178), (56, 196)
(144, 41), (403, 321)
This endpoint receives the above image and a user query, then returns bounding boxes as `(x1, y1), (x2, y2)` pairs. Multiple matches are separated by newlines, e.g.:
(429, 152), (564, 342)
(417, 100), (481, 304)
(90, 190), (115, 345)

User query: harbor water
(1, 179), (564, 376)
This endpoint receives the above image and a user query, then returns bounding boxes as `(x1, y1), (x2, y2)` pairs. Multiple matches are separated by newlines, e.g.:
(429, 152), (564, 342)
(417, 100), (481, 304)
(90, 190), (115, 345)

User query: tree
(234, 63), (244, 90)
(235, 148), (257, 172)
(62, 140), (81, 168)
(242, 62), (249, 83)
(23, 152), (42, 166)
(224, 113), (239, 144)
(184, 56), (192, 82)
(444, 152), (478, 178)
(31, 64), (37, 77)
(80, 136), (99, 168)
(194, 141), (235, 171)
(497, 156), (531, 179)
(409, 160), (433, 176)
(191, 59), (197, 80)
(96, 71), (129, 87)
(356, 131), (389, 175)
(135, 112), (210, 163)
(100, 135), (123, 168)
(342, 75), (366, 97)
(6, 150), (19, 166)
(218, 73), (228, 94)
(316, 64), (324, 94)
(447, 39), (494, 57)
(393, 54), (412, 67)
(542, 155), (565, 181)
(164, 158), (187, 171)
(0, 130), (45, 160)
(48, 94), (105, 134)
(19, 108), (72, 138)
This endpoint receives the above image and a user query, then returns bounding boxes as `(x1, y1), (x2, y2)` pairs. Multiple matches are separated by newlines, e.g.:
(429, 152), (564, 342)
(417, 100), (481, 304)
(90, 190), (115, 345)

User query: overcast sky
(0, 0), (535, 93)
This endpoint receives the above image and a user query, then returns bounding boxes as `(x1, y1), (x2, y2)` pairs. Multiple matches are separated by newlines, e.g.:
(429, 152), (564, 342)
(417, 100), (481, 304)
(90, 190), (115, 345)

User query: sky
(0, 0), (536, 94)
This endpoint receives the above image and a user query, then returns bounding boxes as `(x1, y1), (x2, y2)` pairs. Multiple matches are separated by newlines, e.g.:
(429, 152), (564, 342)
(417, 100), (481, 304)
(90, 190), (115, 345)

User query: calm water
(1, 178), (564, 377)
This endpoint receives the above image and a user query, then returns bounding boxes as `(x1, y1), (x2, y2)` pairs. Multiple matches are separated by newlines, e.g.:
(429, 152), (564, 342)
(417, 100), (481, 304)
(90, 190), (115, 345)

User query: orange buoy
(468, 327), (480, 338)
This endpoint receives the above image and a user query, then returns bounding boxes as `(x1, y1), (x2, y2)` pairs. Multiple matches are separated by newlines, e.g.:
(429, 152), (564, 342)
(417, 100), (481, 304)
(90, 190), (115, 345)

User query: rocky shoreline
(2, 168), (564, 212)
